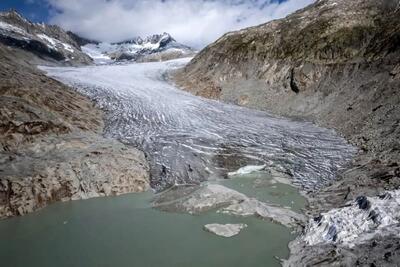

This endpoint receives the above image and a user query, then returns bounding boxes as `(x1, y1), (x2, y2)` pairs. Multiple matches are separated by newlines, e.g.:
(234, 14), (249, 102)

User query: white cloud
(47, 0), (314, 48)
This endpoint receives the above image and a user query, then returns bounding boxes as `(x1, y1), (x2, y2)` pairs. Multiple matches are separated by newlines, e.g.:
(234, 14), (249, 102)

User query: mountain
(0, 10), (92, 65)
(0, 10), (194, 65)
(81, 32), (195, 64)
(174, 0), (400, 265)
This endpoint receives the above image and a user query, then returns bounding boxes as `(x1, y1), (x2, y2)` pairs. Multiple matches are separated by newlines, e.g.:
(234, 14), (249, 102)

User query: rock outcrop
(0, 43), (150, 219)
(174, 0), (400, 265)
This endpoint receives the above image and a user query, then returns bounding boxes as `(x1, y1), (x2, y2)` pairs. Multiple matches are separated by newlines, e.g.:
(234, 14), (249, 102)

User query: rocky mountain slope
(0, 42), (149, 219)
(174, 0), (400, 265)
(81, 32), (195, 64)
(0, 10), (92, 65)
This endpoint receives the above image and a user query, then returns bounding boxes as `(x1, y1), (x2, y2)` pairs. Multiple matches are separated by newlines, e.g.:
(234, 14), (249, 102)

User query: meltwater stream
(41, 58), (355, 191)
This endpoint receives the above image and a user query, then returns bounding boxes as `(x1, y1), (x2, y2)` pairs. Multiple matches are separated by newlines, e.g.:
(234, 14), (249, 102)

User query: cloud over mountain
(47, 0), (314, 47)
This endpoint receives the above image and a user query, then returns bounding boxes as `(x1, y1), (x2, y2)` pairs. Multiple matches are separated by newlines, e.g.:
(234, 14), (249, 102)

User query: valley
(0, 0), (399, 266)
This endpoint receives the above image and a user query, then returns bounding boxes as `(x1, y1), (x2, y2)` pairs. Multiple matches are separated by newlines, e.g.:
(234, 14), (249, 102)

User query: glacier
(40, 58), (356, 191)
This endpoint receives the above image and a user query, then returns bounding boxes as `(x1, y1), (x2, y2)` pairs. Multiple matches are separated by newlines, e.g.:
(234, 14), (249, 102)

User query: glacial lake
(0, 173), (305, 267)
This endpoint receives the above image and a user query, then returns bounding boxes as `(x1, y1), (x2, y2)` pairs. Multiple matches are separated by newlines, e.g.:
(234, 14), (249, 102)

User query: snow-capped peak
(81, 32), (195, 64)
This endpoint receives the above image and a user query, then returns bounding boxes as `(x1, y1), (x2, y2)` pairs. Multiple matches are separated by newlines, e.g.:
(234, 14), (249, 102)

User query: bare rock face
(0, 134), (149, 218)
(0, 44), (150, 219)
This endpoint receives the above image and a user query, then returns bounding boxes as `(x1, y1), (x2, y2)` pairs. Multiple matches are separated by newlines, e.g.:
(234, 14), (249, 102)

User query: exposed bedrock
(0, 134), (149, 218)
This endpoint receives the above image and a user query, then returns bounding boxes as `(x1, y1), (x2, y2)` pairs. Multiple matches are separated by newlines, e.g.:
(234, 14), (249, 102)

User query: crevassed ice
(303, 190), (400, 247)
(40, 58), (356, 191)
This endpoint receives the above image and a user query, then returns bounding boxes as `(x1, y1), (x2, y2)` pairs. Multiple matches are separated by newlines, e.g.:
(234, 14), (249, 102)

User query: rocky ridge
(0, 10), (92, 65)
(174, 0), (400, 265)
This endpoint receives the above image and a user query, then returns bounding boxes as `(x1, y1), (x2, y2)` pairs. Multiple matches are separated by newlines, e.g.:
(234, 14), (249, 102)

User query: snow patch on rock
(37, 33), (75, 52)
(0, 21), (27, 35)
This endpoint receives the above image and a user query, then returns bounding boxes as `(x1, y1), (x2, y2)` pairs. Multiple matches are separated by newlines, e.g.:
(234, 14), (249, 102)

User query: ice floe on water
(303, 190), (400, 247)
(228, 165), (266, 176)
(204, 223), (248, 237)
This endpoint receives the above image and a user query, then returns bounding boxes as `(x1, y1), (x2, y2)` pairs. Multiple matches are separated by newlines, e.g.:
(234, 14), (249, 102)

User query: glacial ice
(40, 58), (356, 191)
(227, 164), (266, 176)
(81, 45), (113, 64)
(303, 190), (400, 247)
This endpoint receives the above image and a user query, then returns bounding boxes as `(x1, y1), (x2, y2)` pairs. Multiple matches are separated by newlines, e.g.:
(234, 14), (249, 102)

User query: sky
(0, 0), (314, 47)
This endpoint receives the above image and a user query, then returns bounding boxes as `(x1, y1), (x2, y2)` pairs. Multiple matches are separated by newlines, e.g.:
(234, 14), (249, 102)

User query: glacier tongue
(40, 58), (355, 191)
(81, 44), (114, 64)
